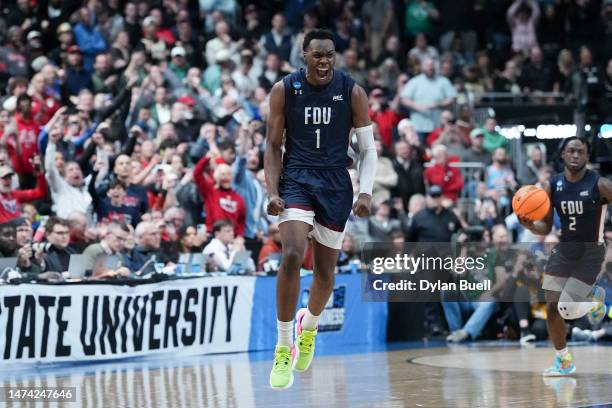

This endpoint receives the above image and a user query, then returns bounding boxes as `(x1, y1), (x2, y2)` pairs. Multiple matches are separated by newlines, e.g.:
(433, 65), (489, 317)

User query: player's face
(562, 140), (588, 173)
(304, 39), (336, 85)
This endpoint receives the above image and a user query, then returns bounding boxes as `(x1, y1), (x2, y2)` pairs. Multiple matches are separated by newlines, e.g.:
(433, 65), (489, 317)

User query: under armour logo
(580, 190), (589, 197)
(332, 95), (343, 101)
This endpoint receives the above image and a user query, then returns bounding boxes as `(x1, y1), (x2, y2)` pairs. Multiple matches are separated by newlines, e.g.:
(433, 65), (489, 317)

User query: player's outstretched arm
(351, 84), (377, 218)
(598, 177), (612, 204)
(264, 81), (286, 216)
(518, 181), (553, 236)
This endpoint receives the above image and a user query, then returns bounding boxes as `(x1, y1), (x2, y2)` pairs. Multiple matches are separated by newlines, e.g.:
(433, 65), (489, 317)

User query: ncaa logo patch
(293, 81), (303, 95)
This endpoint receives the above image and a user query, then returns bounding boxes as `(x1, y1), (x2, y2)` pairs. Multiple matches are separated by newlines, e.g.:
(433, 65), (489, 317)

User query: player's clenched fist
(352, 193), (371, 217)
(267, 195), (285, 216)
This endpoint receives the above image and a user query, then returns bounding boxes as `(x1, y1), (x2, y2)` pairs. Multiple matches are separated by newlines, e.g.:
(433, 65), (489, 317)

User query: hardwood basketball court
(1, 343), (610, 407)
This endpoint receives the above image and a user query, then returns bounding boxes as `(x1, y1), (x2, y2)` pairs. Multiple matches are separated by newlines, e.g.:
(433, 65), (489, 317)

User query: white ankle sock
(301, 308), (320, 331)
(277, 320), (293, 347)
(556, 347), (570, 359)
(593, 329), (605, 340)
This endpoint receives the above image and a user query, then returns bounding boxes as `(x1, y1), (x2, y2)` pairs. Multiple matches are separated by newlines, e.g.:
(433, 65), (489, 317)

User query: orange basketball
(512, 185), (551, 221)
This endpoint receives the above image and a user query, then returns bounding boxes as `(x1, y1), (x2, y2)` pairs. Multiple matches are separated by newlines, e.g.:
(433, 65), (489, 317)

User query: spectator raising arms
(194, 150), (246, 237)
(507, 0), (540, 54)
(44, 107), (93, 219)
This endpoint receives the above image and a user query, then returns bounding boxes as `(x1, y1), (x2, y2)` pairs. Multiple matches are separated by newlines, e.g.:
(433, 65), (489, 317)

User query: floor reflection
(0, 345), (610, 407)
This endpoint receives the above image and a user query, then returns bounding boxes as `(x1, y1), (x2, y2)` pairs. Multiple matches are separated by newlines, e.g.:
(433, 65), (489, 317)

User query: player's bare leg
(276, 221), (311, 322)
(545, 291), (566, 350)
(308, 240), (338, 316)
(270, 220), (311, 389)
(294, 239), (339, 372)
(543, 290), (576, 376)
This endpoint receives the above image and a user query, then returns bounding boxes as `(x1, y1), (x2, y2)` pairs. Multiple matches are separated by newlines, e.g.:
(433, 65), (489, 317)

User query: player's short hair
(302, 29), (336, 52)
(561, 136), (590, 153)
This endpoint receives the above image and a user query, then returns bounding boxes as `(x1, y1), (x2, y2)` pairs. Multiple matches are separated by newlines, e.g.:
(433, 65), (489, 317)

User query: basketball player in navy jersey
(264, 29), (377, 389)
(519, 137), (612, 376)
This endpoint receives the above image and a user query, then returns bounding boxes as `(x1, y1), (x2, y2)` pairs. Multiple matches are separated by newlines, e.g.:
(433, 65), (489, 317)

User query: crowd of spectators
(0, 0), (610, 343)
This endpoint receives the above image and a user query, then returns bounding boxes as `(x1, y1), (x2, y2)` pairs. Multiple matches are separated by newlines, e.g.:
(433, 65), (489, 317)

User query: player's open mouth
(316, 68), (329, 78)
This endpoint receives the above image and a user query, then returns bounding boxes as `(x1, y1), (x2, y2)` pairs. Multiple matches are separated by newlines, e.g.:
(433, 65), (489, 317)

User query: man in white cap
(25, 31), (44, 60)
(169, 46), (190, 80)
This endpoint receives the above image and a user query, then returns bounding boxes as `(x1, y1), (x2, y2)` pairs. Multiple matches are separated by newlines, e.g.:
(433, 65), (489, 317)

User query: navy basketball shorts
(278, 167), (353, 250)
(543, 243), (606, 292)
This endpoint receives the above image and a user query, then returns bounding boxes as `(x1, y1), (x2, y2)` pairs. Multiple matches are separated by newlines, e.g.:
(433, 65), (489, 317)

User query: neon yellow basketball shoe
(269, 345), (294, 390)
(293, 308), (318, 372)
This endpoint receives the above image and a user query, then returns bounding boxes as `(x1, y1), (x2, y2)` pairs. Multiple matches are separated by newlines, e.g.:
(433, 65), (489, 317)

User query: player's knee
(281, 245), (304, 268)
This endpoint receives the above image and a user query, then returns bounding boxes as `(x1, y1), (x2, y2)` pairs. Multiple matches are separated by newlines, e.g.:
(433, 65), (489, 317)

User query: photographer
(505, 251), (547, 344)
(443, 225), (510, 343)
(12, 218), (47, 281)
(0, 219), (54, 282)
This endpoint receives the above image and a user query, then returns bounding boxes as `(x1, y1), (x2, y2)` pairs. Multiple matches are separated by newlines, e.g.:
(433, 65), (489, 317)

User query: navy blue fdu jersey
(550, 169), (607, 243)
(282, 69), (355, 169)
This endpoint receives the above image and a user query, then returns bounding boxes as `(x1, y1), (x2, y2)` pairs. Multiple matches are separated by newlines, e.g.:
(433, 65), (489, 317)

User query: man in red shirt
(3, 93), (41, 187)
(423, 145), (463, 202)
(368, 88), (401, 150)
(194, 151), (246, 237)
(30, 73), (60, 125)
(0, 162), (47, 223)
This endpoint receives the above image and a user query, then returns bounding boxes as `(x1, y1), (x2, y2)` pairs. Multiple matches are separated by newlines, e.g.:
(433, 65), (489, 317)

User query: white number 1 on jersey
(315, 128), (320, 149)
